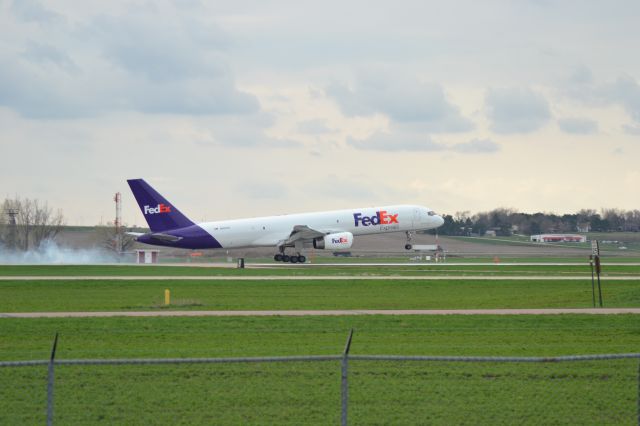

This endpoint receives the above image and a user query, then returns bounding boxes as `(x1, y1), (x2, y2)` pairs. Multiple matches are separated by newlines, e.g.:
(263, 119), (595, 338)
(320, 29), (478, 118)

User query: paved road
(1, 275), (639, 280)
(3, 308), (640, 318)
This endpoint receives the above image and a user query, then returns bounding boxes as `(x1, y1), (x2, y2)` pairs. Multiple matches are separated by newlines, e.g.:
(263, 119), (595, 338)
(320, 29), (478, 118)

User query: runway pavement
(3, 308), (640, 318)
(1, 275), (639, 280)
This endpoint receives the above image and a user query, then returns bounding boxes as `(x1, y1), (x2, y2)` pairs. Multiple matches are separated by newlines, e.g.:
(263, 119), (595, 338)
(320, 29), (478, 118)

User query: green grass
(1, 263), (640, 277)
(2, 262), (640, 424)
(1, 278), (639, 312)
(1, 314), (639, 359)
(1, 315), (640, 424)
(442, 256), (640, 263)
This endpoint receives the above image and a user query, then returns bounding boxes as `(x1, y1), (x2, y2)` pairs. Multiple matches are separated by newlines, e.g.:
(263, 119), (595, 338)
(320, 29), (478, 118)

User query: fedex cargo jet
(127, 179), (444, 263)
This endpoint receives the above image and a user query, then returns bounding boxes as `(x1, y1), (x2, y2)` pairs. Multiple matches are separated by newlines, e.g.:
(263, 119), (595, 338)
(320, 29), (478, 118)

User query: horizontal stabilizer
(150, 233), (183, 243)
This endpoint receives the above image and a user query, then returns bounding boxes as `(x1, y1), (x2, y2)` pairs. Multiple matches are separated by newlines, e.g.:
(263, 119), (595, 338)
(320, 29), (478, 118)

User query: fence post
(341, 329), (354, 426)
(47, 332), (59, 426)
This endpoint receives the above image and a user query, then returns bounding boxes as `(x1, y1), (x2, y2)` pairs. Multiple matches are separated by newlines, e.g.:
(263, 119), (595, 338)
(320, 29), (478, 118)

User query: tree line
(1, 196), (136, 254)
(434, 208), (640, 237)
(3, 196), (639, 248)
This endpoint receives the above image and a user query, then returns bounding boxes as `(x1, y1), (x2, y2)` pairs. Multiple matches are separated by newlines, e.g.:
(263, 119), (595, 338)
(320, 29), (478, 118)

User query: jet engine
(313, 232), (354, 250)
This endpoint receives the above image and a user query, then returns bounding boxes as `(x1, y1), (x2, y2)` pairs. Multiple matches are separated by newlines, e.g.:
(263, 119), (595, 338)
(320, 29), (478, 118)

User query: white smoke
(0, 240), (118, 264)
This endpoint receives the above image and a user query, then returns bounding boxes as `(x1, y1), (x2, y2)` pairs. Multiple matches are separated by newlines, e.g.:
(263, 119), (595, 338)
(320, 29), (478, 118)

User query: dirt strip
(1, 275), (639, 281)
(2, 308), (640, 318)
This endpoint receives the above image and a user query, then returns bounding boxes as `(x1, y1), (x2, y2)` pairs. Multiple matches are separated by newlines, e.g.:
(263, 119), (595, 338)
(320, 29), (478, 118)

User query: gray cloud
(599, 75), (640, 123)
(326, 72), (474, 133)
(296, 119), (335, 134)
(125, 78), (258, 116)
(10, 0), (61, 24)
(0, 58), (95, 118)
(21, 41), (78, 72)
(348, 131), (499, 154)
(560, 65), (595, 102)
(451, 139), (500, 154)
(485, 87), (551, 134)
(0, 5), (258, 118)
(561, 69), (640, 127)
(557, 117), (598, 134)
(622, 124), (640, 135)
(192, 113), (300, 149)
(348, 132), (443, 152)
(89, 12), (230, 82)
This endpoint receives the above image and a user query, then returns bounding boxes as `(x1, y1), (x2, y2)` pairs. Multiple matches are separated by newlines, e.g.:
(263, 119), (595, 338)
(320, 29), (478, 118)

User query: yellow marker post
(164, 289), (171, 306)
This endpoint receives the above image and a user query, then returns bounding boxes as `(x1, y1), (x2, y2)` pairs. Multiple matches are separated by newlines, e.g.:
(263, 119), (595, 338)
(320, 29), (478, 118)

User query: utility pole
(590, 240), (603, 307)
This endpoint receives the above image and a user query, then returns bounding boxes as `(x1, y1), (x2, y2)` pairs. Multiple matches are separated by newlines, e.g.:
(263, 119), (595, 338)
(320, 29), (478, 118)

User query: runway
(3, 308), (640, 318)
(1, 275), (639, 280)
(3, 262), (640, 268)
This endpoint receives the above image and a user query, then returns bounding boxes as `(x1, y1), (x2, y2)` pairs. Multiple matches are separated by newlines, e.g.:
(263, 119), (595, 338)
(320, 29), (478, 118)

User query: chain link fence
(1, 334), (639, 425)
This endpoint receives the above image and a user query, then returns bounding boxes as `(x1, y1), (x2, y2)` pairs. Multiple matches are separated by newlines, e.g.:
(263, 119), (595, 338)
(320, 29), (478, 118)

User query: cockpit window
(427, 211), (436, 216)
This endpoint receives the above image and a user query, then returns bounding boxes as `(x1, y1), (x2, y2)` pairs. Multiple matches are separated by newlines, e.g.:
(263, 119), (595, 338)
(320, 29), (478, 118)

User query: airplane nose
(436, 215), (444, 227)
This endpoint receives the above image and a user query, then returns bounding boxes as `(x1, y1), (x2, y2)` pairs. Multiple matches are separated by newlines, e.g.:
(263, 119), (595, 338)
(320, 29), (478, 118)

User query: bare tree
(95, 225), (136, 254)
(0, 201), (6, 246)
(32, 200), (65, 247)
(1, 197), (65, 251)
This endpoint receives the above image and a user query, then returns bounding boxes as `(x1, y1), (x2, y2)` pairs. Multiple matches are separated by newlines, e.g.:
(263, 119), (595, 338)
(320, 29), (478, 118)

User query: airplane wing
(283, 225), (326, 245)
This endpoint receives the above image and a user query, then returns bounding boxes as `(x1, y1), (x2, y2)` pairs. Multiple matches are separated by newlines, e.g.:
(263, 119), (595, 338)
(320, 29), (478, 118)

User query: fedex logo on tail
(144, 204), (172, 215)
(353, 210), (399, 227)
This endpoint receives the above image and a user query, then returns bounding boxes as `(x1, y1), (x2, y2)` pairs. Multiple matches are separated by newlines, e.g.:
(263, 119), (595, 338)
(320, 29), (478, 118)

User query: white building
(530, 234), (586, 243)
(135, 249), (160, 263)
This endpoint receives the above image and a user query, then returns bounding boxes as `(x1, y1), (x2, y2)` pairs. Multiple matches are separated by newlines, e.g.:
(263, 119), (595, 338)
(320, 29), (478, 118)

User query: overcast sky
(1, 0), (639, 226)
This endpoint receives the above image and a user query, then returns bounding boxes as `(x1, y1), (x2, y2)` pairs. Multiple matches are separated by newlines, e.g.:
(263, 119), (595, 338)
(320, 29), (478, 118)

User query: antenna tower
(4, 207), (19, 250)
(114, 192), (122, 254)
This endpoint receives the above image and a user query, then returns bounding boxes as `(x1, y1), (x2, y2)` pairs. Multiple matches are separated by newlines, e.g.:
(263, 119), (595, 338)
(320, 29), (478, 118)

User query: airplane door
(412, 207), (419, 229)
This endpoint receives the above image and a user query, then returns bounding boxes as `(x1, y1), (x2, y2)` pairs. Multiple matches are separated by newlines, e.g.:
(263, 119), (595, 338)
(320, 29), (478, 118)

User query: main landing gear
(404, 231), (413, 250)
(274, 253), (307, 263)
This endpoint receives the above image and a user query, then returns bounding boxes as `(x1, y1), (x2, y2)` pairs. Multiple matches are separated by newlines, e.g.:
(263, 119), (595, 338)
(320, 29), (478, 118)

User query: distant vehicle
(127, 179), (444, 263)
(411, 244), (442, 252)
(333, 252), (353, 257)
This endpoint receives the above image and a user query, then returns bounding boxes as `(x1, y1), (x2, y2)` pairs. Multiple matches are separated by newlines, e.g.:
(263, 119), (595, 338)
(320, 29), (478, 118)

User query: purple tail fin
(127, 179), (195, 232)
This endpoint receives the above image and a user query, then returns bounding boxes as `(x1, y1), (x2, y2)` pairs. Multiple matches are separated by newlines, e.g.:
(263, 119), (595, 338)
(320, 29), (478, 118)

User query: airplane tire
(404, 244), (412, 250)
(282, 255), (290, 262)
(298, 255), (306, 263)
(274, 254), (283, 262)
(290, 256), (298, 263)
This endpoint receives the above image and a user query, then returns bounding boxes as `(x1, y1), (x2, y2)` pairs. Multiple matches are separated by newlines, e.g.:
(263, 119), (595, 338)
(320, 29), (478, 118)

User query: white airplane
(128, 179), (444, 263)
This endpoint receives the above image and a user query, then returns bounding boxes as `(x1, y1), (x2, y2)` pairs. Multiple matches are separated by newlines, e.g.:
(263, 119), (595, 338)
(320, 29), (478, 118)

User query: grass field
(1, 278), (640, 312)
(2, 315), (640, 424)
(450, 234), (640, 252)
(1, 262), (640, 277)
(2, 315), (639, 360)
(2, 264), (640, 424)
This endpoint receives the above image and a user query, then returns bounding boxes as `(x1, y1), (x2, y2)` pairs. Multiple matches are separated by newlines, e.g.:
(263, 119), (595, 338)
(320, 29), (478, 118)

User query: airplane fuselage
(136, 204), (443, 250)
